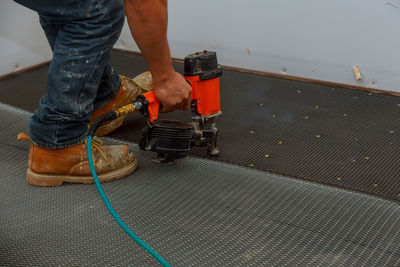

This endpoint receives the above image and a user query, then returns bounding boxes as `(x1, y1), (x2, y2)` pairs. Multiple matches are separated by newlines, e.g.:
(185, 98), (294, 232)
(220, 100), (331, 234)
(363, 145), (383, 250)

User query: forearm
(124, 0), (192, 112)
(125, 0), (174, 84)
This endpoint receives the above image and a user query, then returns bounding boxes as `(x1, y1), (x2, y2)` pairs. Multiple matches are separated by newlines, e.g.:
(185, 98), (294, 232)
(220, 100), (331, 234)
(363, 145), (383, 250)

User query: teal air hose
(87, 110), (171, 267)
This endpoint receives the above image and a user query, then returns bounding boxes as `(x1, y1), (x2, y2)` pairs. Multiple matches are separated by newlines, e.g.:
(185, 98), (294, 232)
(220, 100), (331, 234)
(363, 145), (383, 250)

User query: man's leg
(37, 6), (136, 137)
(15, 0), (138, 186)
(27, 0), (125, 148)
(39, 12), (123, 117)
(94, 65), (122, 111)
(39, 16), (60, 52)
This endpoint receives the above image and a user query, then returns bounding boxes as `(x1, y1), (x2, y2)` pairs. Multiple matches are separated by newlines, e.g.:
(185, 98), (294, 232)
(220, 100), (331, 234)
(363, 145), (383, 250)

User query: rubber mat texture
(1, 103), (400, 266)
(1, 50), (400, 203)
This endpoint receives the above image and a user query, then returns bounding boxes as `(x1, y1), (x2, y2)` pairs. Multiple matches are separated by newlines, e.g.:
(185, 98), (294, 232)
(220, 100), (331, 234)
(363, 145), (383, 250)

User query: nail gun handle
(138, 91), (161, 124)
(138, 80), (192, 124)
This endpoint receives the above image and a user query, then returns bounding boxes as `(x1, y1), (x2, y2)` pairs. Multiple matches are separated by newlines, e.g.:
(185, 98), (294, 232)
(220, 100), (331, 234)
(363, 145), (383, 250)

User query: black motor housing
(184, 50), (223, 81)
(139, 119), (193, 158)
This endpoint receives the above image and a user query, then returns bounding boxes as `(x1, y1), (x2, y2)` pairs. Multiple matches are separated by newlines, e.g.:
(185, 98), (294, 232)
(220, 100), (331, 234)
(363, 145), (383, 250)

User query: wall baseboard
(220, 65), (399, 97)
(0, 60), (51, 81)
(2, 49), (398, 98)
(114, 48), (399, 97)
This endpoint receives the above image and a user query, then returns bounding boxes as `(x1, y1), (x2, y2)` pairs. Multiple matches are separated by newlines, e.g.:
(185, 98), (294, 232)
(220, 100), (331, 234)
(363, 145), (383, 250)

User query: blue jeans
(14, 0), (125, 149)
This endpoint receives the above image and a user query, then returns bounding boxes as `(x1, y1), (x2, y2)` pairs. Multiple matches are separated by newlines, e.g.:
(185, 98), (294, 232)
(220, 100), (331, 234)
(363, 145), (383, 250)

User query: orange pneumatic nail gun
(134, 51), (223, 163)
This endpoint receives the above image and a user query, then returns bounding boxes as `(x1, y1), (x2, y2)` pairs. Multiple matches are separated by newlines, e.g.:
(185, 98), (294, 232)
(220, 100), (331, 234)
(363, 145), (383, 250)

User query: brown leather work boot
(17, 133), (137, 186)
(91, 72), (153, 136)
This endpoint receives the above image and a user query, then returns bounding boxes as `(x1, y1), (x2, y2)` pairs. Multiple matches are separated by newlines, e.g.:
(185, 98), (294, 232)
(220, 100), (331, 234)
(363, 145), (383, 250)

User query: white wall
(115, 0), (400, 92)
(1, 0), (400, 92)
(0, 1), (52, 76)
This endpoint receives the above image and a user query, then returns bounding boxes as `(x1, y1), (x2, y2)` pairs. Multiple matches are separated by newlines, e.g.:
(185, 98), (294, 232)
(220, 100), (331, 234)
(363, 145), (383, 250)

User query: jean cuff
(29, 132), (88, 149)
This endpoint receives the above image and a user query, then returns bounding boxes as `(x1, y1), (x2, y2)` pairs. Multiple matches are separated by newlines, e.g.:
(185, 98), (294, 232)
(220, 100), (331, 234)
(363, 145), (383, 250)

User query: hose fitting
(88, 102), (143, 137)
(115, 104), (136, 117)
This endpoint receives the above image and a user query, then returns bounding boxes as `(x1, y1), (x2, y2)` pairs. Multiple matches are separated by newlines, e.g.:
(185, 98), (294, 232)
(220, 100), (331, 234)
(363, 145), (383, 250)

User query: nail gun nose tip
(208, 146), (220, 156)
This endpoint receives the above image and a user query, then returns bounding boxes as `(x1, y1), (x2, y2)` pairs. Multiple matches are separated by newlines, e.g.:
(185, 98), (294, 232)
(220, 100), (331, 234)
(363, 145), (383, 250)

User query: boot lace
(85, 138), (110, 166)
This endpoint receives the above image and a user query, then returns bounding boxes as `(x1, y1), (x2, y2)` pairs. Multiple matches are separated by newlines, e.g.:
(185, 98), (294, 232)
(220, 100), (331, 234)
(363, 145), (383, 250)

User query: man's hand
(153, 71), (192, 113)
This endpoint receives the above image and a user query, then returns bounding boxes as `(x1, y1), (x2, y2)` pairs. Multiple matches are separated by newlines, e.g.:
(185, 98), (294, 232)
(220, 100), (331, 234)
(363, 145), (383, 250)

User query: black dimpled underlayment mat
(1, 103), (400, 266)
(1, 50), (400, 203)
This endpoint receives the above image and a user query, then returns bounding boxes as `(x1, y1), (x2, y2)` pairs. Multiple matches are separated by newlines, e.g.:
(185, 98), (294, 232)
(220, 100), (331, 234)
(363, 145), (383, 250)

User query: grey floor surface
(1, 103), (400, 266)
(2, 51), (400, 202)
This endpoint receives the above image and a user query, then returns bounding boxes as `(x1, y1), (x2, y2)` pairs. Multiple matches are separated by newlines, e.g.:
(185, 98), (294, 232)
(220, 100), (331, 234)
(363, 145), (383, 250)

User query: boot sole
(26, 159), (137, 186)
(94, 116), (124, 137)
